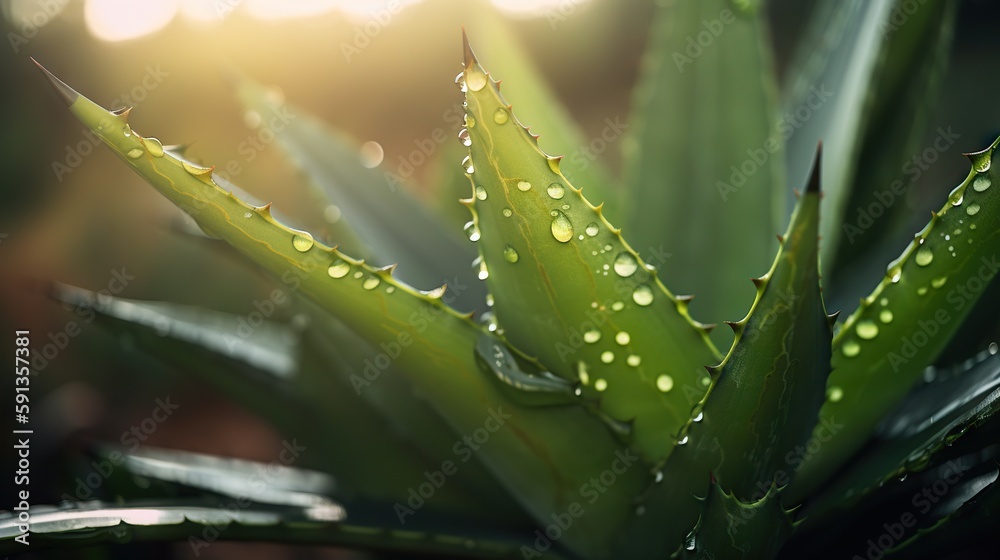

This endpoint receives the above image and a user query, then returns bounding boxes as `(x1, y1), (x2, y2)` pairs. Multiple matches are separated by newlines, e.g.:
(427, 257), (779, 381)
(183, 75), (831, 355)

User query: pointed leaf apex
(806, 142), (822, 194)
(31, 58), (80, 106)
(462, 27), (477, 69)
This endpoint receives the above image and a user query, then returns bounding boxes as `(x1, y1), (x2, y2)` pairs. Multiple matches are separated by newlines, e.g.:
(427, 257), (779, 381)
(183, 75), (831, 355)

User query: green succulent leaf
(466, 11), (620, 224)
(622, 0), (784, 345)
(35, 59), (649, 557)
(460, 34), (720, 463)
(675, 481), (796, 560)
(232, 71), (484, 310)
(619, 154), (829, 556)
(793, 138), (1000, 500)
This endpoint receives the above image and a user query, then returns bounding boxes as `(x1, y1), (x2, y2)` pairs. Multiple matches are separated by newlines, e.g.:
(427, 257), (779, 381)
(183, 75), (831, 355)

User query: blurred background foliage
(1, 0), (1000, 558)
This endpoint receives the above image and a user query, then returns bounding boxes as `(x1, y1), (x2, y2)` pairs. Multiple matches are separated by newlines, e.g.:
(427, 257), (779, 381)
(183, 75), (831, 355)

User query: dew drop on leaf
(122, 124), (132, 137)
(842, 339), (861, 357)
(502, 207), (512, 217)
(585, 222), (599, 237)
(493, 107), (509, 124)
(464, 221), (480, 242)
(547, 182), (565, 199)
(462, 155), (474, 174)
(931, 276), (948, 289)
(973, 175), (991, 192)
(503, 244), (519, 263)
(594, 378), (608, 392)
(291, 231), (314, 252)
(465, 67), (487, 91)
(601, 350), (614, 363)
(879, 309), (894, 324)
(656, 374), (674, 392)
(827, 386), (844, 403)
(328, 260), (350, 278)
(613, 252), (638, 277)
(915, 246), (934, 267)
(517, 180), (531, 192)
(583, 329), (601, 343)
(454, 71), (466, 92)
(967, 202), (981, 216)
(856, 320), (879, 340)
(632, 284), (654, 306)
(615, 331), (631, 345)
(458, 128), (471, 147)
(627, 354), (641, 367)
(363, 276), (380, 290)
(142, 136), (164, 157)
(127, 148), (143, 159)
(475, 185), (488, 200)
(550, 211), (574, 243)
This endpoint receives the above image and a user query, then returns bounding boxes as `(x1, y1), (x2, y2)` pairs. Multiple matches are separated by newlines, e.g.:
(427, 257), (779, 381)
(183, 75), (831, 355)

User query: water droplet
(594, 378), (608, 391)
(678, 436), (689, 445)
(613, 252), (638, 277)
(462, 155), (474, 174)
(973, 175), (991, 192)
(827, 386), (844, 403)
(363, 276), (380, 290)
(544, 182), (567, 200)
(856, 320), (879, 340)
(583, 329), (601, 344)
(627, 354), (641, 367)
(585, 222), (599, 237)
(948, 185), (964, 206)
(842, 339), (861, 358)
(971, 151), (992, 173)
(615, 331), (631, 345)
(464, 221), (481, 242)
(967, 202), (981, 216)
(517, 180), (531, 192)
(328, 260), (350, 278)
(693, 411), (704, 422)
(931, 276), (948, 289)
(550, 211), (574, 243)
(915, 246), (934, 266)
(990, 342), (998, 355)
(503, 244), (519, 263)
(354, 271), (364, 279)
(601, 351), (614, 363)
(485, 293), (494, 307)
(632, 284), (654, 306)
(182, 161), (213, 177)
(465, 67), (487, 91)
(458, 128), (471, 147)
(386, 286), (395, 294)
(292, 231), (315, 252)
(122, 124), (132, 137)
(475, 185), (488, 200)
(493, 107), (509, 124)
(465, 114), (476, 128)
(243, 211), (252, 218)
(611, 301), (624, 311)
(656, 374), (674, 392)
(127, 148), (143, 159)
(142, 136), (164, 157)
(880, 298), (889, 306)
(917, 286), (928, 296)
(454, 71), (467, 92)
(879, 309), (894, 324)
(577, 362), (590, 385)
(502, 207), (512, 217)
(655, 471), (664, 483)
(478, 261), (489, 280)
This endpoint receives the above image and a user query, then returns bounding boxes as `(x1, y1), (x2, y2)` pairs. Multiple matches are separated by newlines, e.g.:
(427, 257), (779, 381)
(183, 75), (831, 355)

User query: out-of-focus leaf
(461, 33), (720, 463)
(35, 60), (649, 557)
(622, 0), (784, 344)
(792, 138), (1000, 500)
(232, 72), (484, 310)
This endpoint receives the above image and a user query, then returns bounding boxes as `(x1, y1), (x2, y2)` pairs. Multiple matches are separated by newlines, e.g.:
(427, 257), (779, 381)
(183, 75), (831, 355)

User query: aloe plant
(4, 1), (999, 559)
